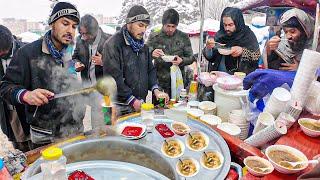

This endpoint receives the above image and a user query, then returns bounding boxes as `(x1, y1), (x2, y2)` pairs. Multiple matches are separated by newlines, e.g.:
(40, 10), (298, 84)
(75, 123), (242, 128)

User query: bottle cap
(41, 147), (63, 161)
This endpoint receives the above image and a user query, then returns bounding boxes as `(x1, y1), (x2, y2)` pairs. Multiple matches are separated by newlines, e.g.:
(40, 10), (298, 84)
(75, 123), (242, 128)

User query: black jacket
(0, 38), (84, 138)
(72, 28), (111, 81)
(0, 38), (28, 141)
(103, 28), (158, 104)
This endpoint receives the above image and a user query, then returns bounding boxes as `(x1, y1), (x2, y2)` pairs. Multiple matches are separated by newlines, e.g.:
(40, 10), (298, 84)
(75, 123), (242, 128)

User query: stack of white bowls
(228, 109), (249, 140)
(290, 49), (320, 106)
(217, 122), (241, 138)
(264, 87), (291, 118)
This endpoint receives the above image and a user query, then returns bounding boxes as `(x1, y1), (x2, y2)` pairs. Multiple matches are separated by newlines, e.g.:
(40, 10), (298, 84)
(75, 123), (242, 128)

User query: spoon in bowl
(279, 159), (319, 168)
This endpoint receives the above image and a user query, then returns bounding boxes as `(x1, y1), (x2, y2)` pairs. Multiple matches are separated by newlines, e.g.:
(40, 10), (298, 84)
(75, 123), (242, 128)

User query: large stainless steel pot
(23, 137), (179, 179)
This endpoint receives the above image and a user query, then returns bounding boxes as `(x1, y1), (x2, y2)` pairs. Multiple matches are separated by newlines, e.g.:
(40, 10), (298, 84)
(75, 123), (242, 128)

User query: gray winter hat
(126, 5), (150, 24)
(49, 2), (80, 25)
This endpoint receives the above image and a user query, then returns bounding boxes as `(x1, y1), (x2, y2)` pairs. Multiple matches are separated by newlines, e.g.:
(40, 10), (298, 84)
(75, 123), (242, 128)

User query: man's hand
(152, 49), (165, 58)
(267, 36), (281, 51)
(280, 59), (299, 71)
(132, 99), (142, 111)
(172, 56), (183, 66)
(23, 89), (54, 106)
(92, 51), (103, 66)
(231, 46), (243, 57)
(154, 89), (169, 104)
(75, 62), (85, 72)
(206, 38), (215, 49)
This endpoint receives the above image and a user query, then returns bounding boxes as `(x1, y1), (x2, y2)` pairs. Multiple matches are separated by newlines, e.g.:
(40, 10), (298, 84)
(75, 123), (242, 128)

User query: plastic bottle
(0, 159), (13, 180)
(40, 147), (67, 180)
(141, 103), (154, 120)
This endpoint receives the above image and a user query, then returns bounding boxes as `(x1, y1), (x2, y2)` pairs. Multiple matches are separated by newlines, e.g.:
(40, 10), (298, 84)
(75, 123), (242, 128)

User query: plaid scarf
(44, 30), (66, 65)
(123, 28), (144, 53)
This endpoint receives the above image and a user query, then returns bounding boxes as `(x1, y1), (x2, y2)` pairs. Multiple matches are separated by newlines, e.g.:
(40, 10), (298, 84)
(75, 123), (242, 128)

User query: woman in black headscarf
(203, 7), (260, 74)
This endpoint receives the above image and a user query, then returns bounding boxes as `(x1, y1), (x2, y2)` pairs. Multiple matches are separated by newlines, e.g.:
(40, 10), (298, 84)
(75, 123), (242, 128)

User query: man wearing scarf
(103, 5), (169, 114)
(0, 2), (84, 149)
(265, 8), (314, 71)
(73, 14), (111, 85)
(203, 7), (260, 75)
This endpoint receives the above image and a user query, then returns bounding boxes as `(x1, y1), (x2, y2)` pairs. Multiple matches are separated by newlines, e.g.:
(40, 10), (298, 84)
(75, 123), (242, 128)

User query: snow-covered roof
(17, 32), (41, 43)
(100, 25), (116, 35)
(187, 18), (220, 34)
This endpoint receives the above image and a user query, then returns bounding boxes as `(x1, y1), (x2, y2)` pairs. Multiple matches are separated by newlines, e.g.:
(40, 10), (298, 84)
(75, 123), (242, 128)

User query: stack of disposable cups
(244, 121), (287, 147)
(275, 112), (296, 129)
(305, 81), (320, 115)
(285, 100), (303, 120)
(290, 49), (320, 107)
(264, 87), (291, 118)
(228, 109), (249, 140)
(253, 112), (275, 134)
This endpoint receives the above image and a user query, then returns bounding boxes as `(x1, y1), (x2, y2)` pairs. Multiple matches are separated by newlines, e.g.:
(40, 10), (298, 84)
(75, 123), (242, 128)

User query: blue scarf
(44, 30), (66, 65)
(123, 28), (144, 53)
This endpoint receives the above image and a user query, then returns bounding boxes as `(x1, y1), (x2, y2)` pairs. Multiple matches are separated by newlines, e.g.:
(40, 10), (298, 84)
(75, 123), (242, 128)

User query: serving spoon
(279, 159), (319, 168)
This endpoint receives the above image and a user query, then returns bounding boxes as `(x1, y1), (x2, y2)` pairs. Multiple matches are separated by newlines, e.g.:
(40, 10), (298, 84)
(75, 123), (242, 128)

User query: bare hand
(280, 59), (299, 71)
(172, 56), (183, 66)
(154, 89), (169, 104)
(22, 89), (54, 106)
(132, 99), (142, 111)
(75, 62), (85, 72)
(267, 36), (281, 51)
(92, 51), (103, 66)
(231, 46), (243, 57)
(206, 38), (215, 49)
(152, 49), (165, 58)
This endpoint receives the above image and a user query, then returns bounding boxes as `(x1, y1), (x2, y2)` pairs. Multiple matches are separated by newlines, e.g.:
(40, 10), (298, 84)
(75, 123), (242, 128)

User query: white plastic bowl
(188, 101), (200, 109)
(198, 101), (217, 114)
(218, 48), (232, 55)
(187, 109), (205, 119)
(217, 122), (241, 137)
(200, 115), (222, 126)
(176, 157), (200, 177)
(298, 118), (320, 137)
(265, 145), (308, 174)
(171, 121), (191, 136)
(161, 138), (185, 158)
(216, 76), (242, 90)
(200, 150), (224, 170)
(162, 55), (175, 62)
(244, 156), (274, 176)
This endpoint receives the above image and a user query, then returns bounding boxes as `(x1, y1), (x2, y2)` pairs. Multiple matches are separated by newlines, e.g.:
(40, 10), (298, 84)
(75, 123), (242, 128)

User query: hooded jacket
(267, 8), (315, 69)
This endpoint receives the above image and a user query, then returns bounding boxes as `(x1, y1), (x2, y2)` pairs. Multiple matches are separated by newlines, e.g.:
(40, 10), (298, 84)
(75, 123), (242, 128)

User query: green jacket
(147, 29), (194, 93)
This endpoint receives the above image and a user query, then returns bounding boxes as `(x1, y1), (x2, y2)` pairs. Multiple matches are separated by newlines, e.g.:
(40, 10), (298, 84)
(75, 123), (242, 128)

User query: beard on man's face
(289, 34), (307, 51)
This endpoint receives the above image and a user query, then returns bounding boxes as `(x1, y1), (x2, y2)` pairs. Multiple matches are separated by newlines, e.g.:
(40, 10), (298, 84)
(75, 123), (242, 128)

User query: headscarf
(214, 7), (259, 51)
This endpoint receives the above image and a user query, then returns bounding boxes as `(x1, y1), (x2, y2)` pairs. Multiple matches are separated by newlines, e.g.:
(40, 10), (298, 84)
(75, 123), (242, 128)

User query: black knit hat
(126, 5), (150, 24)
(48, 2), (80, 25)
(162, 9), (179, 25)
(282, 17), (304, 33)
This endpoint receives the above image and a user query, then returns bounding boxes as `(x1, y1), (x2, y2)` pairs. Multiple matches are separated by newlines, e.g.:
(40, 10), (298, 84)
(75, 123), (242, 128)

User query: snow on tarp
(100, 25), (116, 35)
(17, 32), (41, 43)
(187, 18), (220, 35)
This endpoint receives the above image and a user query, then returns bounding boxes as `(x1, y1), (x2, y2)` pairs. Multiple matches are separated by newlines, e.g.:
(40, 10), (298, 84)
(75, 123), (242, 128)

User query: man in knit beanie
(147, 9), (194, 99)
(265, 8), (314, 71)
(0, 2), (84, 149)
(103, 5), (169, 115)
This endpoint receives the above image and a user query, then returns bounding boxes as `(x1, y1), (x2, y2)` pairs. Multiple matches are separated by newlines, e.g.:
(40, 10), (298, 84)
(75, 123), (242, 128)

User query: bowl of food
(266, 145), (308, 174)
(171, 121), (191, 136)
(216, 76), (242, 90)
(185, 131), (209, 151)
(217, 47), (232, 55)
(162, 55), (176, 62)
(176, 157), (200, 177)
(244, 156), (274, 176)
(200, 115), (222, 126)
(200, 150), (224, 170)
(298, 118), (320, 137)
(161, 138), (185, 158)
